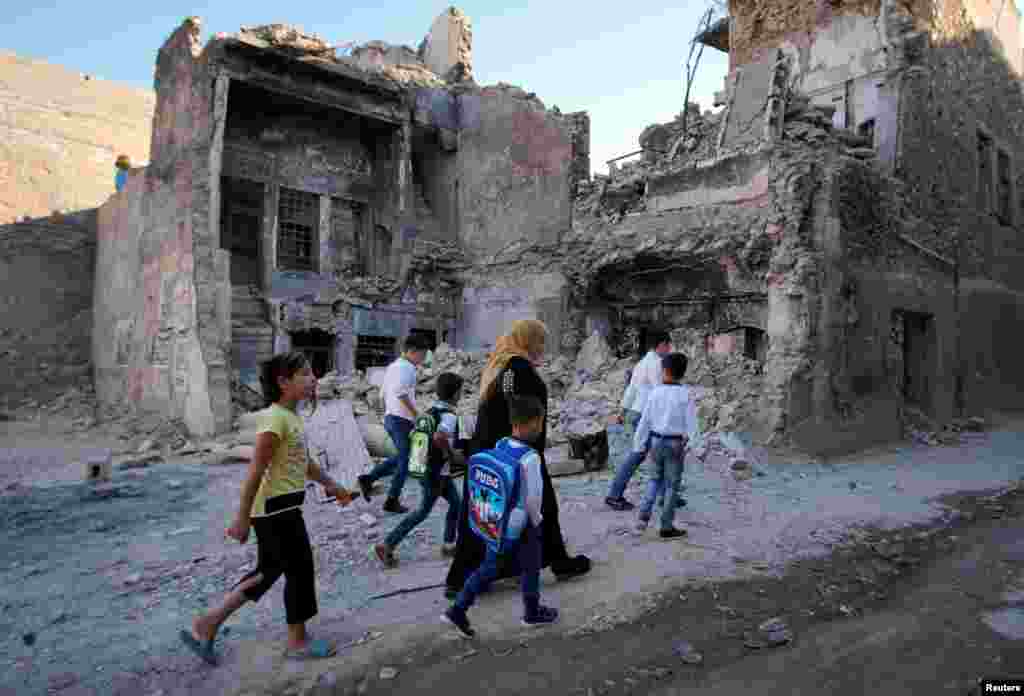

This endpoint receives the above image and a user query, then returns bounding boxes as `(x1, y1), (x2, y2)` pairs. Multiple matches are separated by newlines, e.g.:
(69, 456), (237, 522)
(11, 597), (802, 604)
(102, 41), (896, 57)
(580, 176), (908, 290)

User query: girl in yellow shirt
(180, 352), (356, 664)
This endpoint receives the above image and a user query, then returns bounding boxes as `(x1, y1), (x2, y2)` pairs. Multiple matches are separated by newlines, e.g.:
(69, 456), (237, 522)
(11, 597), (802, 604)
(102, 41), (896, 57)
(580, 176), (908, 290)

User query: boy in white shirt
(633, 353), (692, 539)
(606, 330), (678, 511)
(357, 335), (429, 514)
(441, 395), (558, 637)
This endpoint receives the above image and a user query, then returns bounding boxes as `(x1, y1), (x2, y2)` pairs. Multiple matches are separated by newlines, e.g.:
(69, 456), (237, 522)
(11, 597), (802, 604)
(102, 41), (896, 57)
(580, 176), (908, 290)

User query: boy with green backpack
(373, 372), (467, 567)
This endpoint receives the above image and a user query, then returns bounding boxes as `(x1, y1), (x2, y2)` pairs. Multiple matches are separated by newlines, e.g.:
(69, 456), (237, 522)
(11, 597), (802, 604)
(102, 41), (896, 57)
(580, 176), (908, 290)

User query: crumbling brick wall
(94, 18), (231, 438)
(894, 0), (1024, 412)
(0, 212), (97, 409)
(563, 111), (591, 198)
(728, 0), (882, 69)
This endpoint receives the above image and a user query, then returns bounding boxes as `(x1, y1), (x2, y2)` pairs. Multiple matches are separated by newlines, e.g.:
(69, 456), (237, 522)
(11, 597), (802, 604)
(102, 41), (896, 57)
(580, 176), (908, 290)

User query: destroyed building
(61, 0), (1024, 456)
(92, 10), (590, 438)
(551, 0), (1024, 454)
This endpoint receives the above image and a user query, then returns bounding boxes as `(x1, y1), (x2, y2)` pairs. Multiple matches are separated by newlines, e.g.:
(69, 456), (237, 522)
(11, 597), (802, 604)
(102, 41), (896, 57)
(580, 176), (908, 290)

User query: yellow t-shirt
(250, 404), (309, 518)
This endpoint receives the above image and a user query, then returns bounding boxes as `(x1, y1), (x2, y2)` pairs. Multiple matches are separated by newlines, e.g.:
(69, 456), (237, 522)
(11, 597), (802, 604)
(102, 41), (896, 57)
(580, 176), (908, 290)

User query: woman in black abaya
(444, 319), (591, 599)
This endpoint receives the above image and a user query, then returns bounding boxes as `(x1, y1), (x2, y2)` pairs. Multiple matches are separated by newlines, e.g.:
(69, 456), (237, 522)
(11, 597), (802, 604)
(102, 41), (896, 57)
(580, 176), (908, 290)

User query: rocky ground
(3, 404), (1022, 696)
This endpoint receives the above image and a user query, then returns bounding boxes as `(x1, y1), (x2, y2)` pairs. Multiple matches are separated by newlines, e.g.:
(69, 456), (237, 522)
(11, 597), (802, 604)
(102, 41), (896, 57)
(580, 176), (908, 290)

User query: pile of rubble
(574, 105), (724, 222)
(310, 331), (767, 454)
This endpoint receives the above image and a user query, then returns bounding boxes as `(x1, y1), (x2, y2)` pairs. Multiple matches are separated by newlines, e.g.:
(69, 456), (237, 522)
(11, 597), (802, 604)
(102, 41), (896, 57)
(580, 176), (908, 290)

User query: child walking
(441, 395), (559, 638)
(373, 372), (467, 567)
(634, 353), (692, 539)
(179, 352), (357, 665)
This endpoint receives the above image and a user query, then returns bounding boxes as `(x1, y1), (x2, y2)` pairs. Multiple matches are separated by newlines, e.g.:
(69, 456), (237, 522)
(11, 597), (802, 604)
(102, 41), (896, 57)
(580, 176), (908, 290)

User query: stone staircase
(231, 285), (273, 372)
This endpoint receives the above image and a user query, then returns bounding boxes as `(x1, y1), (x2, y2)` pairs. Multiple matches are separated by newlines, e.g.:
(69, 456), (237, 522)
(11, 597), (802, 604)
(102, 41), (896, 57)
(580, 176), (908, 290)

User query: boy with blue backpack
(442, 395), (558, 637)
(373, 372), (467, 568)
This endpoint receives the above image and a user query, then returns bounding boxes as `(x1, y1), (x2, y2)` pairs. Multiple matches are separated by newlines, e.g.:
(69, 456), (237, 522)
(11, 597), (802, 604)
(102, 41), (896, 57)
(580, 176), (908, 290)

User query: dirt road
(3, 412), (1024, 696)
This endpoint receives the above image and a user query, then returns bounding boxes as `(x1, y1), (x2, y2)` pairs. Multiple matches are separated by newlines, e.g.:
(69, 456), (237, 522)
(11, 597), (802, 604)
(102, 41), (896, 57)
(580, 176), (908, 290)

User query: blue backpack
(467, 438), (531, 554)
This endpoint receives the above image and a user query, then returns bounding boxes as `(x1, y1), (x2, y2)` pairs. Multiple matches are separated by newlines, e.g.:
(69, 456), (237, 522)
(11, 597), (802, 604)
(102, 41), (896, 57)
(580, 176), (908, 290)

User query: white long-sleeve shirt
(633, 383), (694, 453)
(382, 356), (417, 422)
(507, 437), (544, 527)
(620, 350), (664, 413)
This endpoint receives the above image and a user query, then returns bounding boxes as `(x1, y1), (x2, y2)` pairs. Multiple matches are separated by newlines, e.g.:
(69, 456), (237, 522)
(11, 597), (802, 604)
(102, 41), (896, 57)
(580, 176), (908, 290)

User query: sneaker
(605, 496), (635, 511)
(372, 543), (398, 568)
(442, 607), (476, 638)
(636, 515), (650, 531)
(382, 498), (409, 514)
(522, 605), (559, 627)
(659, 527), (688, 540)
(357, 475), (374, 501)
(441, 543), (457, 558)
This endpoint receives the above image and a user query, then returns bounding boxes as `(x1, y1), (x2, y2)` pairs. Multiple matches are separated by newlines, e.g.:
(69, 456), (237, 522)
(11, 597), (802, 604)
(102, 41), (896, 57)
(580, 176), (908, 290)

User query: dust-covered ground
(2, 413), (1024, 696)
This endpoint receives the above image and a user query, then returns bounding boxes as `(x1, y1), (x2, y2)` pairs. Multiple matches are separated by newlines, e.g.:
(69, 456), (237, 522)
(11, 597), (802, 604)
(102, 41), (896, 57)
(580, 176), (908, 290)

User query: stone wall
(0, 51), (154, 224)
(455, 86), (574, 256)
(94, 19), (231, 438)
(727, 0), (882, 69)
(0, 212), (96, 409)
(894, 0), (1024, 415)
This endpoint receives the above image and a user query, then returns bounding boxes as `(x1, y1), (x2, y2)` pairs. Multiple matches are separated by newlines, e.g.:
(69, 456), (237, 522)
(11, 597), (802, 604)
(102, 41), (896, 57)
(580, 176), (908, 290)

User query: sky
(2, 1), (728, 175)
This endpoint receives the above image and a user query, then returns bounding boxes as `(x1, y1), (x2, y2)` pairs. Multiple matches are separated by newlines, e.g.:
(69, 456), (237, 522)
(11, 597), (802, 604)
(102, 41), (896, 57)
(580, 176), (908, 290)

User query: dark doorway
(743, 326), (768, 362)
(355, 335), (397, 373)
(408, 328), (437, 352)
(220, 177), (264, 287)
(901, 310), (934, 410)
(291, 329), (335, 379)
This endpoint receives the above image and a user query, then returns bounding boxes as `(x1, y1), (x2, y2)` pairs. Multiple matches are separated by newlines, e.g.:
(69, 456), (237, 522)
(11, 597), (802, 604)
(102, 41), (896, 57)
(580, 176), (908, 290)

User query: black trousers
(235, 508), (317, 625)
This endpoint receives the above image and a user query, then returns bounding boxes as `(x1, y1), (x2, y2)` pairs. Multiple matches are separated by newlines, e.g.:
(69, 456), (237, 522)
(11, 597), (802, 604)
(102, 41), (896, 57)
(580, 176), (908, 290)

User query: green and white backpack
(407, 407), (447, 479)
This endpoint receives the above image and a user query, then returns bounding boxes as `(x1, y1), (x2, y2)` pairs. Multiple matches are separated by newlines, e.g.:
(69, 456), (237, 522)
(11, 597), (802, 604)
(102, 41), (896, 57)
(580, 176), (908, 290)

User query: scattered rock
(379, 666), (398, 680)
(119, 454), (164, 470)
(136, 439), (157, 454)
(124, 573), (143, 586)
(167, 479), (184, 490)
(673, 641), (704, 665)
(848, 481), (857, 490)
(730, 458), (750, 471)
(215, 445), (254, 466)
(48, 672), (78, 690)
(744, 617), (793, 649)
(732, 467), (754, 481)
(23, 632), (36, 646)
(359, 513), (377, 527)
(575, 332), (614, 375)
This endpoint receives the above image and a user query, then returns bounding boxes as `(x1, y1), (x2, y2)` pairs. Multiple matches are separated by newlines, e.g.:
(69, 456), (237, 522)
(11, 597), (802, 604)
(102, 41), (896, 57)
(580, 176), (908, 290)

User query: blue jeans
(364, 415), (415, 500)
(385, 475), (461, 548)
(608, 410), (647, 499)
(638, 437), (687, 531)
(455, 523), (541, 614)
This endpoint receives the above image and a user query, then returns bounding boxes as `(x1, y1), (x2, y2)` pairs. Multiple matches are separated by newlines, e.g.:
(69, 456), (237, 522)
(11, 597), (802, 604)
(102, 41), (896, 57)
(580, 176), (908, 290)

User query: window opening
(331, 198), (362, 272)
(355, 335), (397, 372)
(220, 177), (265, 287)
(743, 327), (768, 362)
(291, 329), (334, 379)
(278, 188), (318, 272)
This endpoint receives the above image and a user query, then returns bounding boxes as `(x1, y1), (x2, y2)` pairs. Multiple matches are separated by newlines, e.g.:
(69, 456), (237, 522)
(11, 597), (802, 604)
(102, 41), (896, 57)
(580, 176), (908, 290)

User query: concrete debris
(575, 331), (614, 376)
(379, 667), (398, 680)
(213, 445), (253, 466)
(237, 24), (336, 59)
(744, 616), (793, 648)
(359, 513), (377, 527)
(118, 454), (164, 470)
(672, 641), (704, 665)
